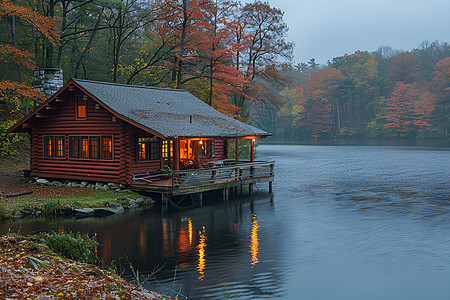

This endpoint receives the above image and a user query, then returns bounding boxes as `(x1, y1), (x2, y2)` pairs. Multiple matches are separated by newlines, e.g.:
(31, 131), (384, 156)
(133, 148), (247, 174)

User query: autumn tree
(0, 0), (59, 116)
(387, 52), (422, 84)
(430, 57), (450, 136)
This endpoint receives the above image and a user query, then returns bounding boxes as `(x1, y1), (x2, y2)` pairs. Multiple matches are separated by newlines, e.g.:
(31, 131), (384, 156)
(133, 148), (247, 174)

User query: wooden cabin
(9, 79), (274, 197)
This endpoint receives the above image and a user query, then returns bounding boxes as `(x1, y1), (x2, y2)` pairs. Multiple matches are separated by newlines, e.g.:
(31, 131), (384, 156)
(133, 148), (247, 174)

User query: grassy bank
(0, 189), (144, 219)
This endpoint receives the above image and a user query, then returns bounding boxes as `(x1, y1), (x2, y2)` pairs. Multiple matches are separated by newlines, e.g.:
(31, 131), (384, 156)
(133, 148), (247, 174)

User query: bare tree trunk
(11, 16), (22, 83)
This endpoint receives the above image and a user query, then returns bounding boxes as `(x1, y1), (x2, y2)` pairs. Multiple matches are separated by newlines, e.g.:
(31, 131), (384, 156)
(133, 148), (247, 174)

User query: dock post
(199, 192), (203, 207)
(269, 181), (273, 193)
(161, 194), (169, 212)
(249, 184), (253, 196)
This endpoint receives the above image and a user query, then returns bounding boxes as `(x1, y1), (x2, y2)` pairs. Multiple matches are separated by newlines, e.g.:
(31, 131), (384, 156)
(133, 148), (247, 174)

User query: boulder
(74, 208), (94, 218)
(36, 178), (50, 185)
(80, 181), (88, 187)
(100, 184), (110, 191)
(107, 182), (120, 188)
(128, 203), (139, 209)
(13, 211), (26, 219)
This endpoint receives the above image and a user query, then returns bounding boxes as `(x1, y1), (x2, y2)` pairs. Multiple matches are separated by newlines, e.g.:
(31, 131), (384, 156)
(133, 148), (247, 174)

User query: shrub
(41, 232), (98, 263)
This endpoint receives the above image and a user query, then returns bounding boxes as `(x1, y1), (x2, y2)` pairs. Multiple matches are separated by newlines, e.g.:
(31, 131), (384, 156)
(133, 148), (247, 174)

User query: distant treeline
(252, 42), (450, 140)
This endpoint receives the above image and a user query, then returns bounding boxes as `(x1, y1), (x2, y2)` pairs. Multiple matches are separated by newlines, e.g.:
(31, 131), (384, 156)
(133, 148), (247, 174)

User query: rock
(36, 178), (50, 185)
(80, 181), (88, 187)
(51, 181), (60, 186)
(86, 184), (93, 188)
(94, 207), (122, 217)
(66, 182), (73, 187)
(107, 183), (120, 188)
(100, 184), (110, 191)
(13, 211), (26, 219)
(122, 189), (131, 192)
(71, 183), (81, 188)
(128, 203), (139, 209)
(95, 182), (104, 188)
(74, 208), (94, 218)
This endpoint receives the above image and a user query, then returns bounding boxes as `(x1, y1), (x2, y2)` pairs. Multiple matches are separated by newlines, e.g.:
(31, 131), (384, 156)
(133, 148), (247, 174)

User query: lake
(1, 144), (449, 299)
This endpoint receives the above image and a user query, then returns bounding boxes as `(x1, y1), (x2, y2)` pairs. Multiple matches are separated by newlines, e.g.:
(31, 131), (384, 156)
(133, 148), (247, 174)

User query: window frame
(43, 136), (54, 157)
(76, 95), (87, 119)
(68, 135), (113, 160)
(137, 137), (160, 162)
(55, 136), (65, 158)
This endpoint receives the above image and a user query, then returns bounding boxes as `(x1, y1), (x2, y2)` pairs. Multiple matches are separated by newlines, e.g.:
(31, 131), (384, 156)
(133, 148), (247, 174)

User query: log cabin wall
(32, 90), (126, 183)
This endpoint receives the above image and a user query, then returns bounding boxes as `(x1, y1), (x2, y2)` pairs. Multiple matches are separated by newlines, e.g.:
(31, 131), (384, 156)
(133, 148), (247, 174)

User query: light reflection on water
(0, 144), (449, 299)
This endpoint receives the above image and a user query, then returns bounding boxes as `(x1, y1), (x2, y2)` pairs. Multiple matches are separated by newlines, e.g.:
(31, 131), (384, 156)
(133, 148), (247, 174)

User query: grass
(0, 190), (142, 219)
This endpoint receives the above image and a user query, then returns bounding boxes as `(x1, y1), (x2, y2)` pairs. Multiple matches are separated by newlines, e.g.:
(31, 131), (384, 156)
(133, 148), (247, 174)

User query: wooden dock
(130, 161), (274, 197)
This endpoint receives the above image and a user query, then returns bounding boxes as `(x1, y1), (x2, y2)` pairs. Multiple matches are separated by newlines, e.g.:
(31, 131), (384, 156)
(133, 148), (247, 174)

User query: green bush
(41, 232), (98, 263)
(0, 122), (24, 157)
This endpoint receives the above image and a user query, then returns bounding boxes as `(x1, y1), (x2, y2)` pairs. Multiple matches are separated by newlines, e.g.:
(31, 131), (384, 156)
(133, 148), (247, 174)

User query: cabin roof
(73, 79), (269, 138)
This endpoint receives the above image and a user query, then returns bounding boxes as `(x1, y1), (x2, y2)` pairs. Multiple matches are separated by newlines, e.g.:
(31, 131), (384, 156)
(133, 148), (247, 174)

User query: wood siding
(32, 92), (126, 183)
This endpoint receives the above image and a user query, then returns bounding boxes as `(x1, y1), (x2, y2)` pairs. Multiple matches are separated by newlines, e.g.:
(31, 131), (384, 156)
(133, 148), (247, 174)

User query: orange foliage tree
(0, 0), (59, 117)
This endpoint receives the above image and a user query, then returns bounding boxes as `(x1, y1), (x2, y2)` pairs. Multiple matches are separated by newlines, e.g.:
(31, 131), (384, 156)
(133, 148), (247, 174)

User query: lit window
(81, 136), (89, 158)
(55, 136), (65, 157)
(90, 137), (99, 159)
(137, 137), (159, 161)
(77, 96), (86, 118)
(102, 136), (112, 159)
(44, 136), (53, 157)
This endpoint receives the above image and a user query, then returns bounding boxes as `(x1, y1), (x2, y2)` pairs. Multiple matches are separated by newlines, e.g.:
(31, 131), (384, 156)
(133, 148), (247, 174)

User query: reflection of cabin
(9, 79), (274, 197)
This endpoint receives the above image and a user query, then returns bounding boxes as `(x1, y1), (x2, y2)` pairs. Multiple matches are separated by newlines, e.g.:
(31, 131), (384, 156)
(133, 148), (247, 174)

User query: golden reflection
(188, 218), (193, 246)
(197, 227), (207, 280)
(178, 227), (190, 253)
(250, 214), (259, 268)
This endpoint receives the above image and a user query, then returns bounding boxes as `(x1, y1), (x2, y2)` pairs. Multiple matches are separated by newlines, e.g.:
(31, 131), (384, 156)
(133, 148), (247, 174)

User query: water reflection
(250, 213), (259, 267)
(196, 227), (207, 280)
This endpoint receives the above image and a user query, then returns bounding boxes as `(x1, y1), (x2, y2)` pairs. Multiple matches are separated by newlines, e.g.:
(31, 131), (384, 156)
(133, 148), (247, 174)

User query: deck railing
(171, 161), (275, 190)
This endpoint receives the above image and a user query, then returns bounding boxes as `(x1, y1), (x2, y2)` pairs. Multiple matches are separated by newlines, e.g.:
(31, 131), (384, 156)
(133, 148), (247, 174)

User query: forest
(1, 0), (449, 153)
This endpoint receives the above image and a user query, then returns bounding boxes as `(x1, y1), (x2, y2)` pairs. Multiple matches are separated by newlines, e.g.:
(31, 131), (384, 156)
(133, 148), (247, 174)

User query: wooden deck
(130, 161), (274, 196)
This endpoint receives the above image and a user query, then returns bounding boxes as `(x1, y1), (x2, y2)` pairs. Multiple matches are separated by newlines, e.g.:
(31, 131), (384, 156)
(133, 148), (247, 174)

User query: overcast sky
(268, 0), (450, 65)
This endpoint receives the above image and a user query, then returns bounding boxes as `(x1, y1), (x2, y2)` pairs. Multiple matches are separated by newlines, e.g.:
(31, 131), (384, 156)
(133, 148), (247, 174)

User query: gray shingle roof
(73, 79), (270, 139)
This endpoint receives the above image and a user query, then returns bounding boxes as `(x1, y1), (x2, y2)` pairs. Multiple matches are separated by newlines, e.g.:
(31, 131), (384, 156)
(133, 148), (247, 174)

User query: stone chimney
(33, 68), (63, 107)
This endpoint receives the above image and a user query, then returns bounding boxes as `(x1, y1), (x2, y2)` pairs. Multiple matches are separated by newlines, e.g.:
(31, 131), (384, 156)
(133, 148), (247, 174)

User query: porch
(130, 160), (274, 196)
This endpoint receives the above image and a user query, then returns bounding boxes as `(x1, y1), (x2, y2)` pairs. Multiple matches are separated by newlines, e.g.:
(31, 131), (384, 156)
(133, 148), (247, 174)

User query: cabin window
(81, 136), (89, 158)
(43, 136), (65, 158)
(55, 136), (65, 157)
(137, 137), (159, 161)
(102, 136), (112, 159)
(69, 136), (79, 158)
(69, 135), (113, 160)
(77, 96), (87, 118)
(90, 137), (100, 159)
(44, 136), (53, 157)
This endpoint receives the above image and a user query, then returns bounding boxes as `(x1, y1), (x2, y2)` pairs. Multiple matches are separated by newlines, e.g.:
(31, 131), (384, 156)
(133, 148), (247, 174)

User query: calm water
(1, 144), (450, 299)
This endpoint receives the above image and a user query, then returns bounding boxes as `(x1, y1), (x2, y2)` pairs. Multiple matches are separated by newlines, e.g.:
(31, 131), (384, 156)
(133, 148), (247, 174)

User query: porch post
(250, 138), (254, 162)
(235, 138), (239, 164)
(173, 138), (180, 171)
